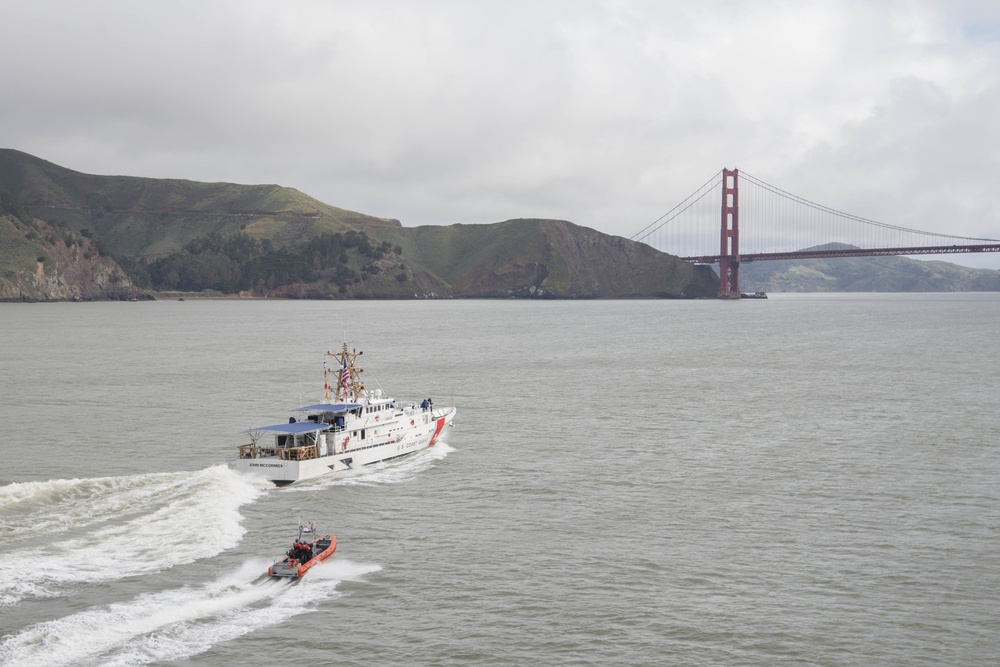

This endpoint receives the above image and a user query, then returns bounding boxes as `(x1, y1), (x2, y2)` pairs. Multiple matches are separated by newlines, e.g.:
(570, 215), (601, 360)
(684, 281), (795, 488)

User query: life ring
(342, 435), (350, 451)
(410, 419), (415, 426)
(375, 415), (380, 421)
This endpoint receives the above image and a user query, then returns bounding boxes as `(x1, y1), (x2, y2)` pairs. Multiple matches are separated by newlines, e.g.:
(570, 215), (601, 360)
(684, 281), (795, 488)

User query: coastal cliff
(0, 213), (148, 301)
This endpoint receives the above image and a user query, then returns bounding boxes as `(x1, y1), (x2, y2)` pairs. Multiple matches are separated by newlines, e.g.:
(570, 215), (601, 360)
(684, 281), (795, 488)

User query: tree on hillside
(1, 192), (32, 224)
(137, 230), (401, 294)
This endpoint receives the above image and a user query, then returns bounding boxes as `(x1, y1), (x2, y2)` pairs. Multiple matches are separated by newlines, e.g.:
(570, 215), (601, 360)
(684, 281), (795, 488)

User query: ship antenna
(323, 355), (329, 401)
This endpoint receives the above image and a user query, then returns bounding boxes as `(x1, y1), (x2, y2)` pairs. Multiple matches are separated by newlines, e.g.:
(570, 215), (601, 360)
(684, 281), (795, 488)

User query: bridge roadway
(682, 243), (1000, 265)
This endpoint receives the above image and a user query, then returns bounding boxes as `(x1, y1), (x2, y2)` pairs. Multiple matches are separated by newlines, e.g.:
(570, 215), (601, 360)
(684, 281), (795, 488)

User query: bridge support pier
(719, 168), (740, 298)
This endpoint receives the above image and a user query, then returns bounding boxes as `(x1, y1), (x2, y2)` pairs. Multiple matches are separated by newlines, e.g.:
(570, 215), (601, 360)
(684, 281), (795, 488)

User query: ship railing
(279, 444), (318, 461)
(238, 444), (318, 460)
(239, 444), (279, 459)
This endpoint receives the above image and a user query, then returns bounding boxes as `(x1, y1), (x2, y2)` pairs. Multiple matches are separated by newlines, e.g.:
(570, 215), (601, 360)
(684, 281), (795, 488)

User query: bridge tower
(719, 168), (740, 297)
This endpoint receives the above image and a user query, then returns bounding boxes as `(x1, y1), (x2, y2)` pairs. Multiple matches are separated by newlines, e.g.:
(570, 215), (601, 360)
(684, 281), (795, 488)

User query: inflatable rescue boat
(268, 523), (337, 578)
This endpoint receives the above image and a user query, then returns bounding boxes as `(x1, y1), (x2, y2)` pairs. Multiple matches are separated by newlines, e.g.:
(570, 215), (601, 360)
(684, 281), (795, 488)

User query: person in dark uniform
(288, 541), (313, 563)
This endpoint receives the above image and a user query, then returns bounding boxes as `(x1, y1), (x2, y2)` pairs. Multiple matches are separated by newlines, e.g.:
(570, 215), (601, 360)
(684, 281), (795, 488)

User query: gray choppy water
(1, 295), (999, 666)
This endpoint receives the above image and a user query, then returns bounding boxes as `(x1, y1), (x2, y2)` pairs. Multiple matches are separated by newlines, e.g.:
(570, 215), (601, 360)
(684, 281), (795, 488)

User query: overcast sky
(3, 0), (1000, 268)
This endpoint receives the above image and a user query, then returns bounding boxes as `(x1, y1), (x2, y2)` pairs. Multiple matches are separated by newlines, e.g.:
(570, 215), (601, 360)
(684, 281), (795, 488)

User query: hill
(738, 243), (1000, 292)
(0, 149), (400, 258)
(0, 150), (717, 300)
(369, 219), (715, 298)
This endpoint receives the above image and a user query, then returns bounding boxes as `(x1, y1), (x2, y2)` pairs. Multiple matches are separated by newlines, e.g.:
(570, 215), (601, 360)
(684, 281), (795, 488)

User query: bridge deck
(681, 244), (1000, 264)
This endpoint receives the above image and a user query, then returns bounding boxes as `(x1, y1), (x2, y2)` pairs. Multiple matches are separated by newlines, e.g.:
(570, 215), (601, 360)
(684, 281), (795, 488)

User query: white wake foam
(0, 466), (268, 606)
(0, 559), (381, 667)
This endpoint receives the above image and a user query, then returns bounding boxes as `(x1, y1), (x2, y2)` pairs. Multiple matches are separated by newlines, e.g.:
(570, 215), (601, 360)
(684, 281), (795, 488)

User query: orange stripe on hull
(296, 535), (338, 577)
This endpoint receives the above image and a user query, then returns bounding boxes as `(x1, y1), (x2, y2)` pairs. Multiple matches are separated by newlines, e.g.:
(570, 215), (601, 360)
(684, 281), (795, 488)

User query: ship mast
(324, 343), (366, 403)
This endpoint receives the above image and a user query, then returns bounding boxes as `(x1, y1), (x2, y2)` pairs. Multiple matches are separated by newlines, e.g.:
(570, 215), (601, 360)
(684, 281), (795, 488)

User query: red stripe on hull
(428, 416), (446, 446)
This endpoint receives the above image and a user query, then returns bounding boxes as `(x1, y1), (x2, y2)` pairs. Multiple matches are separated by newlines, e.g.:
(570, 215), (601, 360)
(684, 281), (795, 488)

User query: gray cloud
(3, 0), (999, 267)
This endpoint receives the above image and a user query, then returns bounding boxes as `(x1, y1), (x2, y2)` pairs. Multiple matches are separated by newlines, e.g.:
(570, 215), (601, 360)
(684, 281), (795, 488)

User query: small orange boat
(268, 523), (337, 578)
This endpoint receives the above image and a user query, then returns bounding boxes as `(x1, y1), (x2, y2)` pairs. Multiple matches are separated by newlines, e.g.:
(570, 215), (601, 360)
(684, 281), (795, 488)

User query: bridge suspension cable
(629, 170), (721, 246)
(634, 168), (1000, 260)
(740, 171), (1000, 246)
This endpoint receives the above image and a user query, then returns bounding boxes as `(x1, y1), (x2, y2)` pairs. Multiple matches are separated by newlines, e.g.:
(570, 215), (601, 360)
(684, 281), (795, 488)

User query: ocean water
(1, 294), (998, 666)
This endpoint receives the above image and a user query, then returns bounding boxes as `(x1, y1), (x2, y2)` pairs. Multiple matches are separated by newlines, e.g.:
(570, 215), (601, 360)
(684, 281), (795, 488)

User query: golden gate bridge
(630, 169), (1000, 298)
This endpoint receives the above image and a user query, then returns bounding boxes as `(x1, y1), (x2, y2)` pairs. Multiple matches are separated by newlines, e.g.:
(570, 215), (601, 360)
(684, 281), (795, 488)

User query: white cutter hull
(234, 343), (455, 486)
(235, 406), (454, 486)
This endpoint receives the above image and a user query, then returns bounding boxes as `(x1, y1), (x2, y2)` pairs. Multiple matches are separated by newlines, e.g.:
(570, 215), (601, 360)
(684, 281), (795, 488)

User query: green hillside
(369, 218), (718, 298)
(0, 148), (399, 257)
(367, 219), (575, 290)
(0, 150), (717, 300)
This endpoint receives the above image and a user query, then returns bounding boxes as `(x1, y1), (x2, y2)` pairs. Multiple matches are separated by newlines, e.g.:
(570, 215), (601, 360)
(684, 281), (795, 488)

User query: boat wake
(0, 465), (268, 606)
(0, 558), (382, 667)
(287, 441), (456, 491)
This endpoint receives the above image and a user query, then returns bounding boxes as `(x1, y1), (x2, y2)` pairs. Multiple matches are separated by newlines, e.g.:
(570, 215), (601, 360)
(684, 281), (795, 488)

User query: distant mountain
(0, 150), (717, 300)
(738, 243), (1000, 292)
